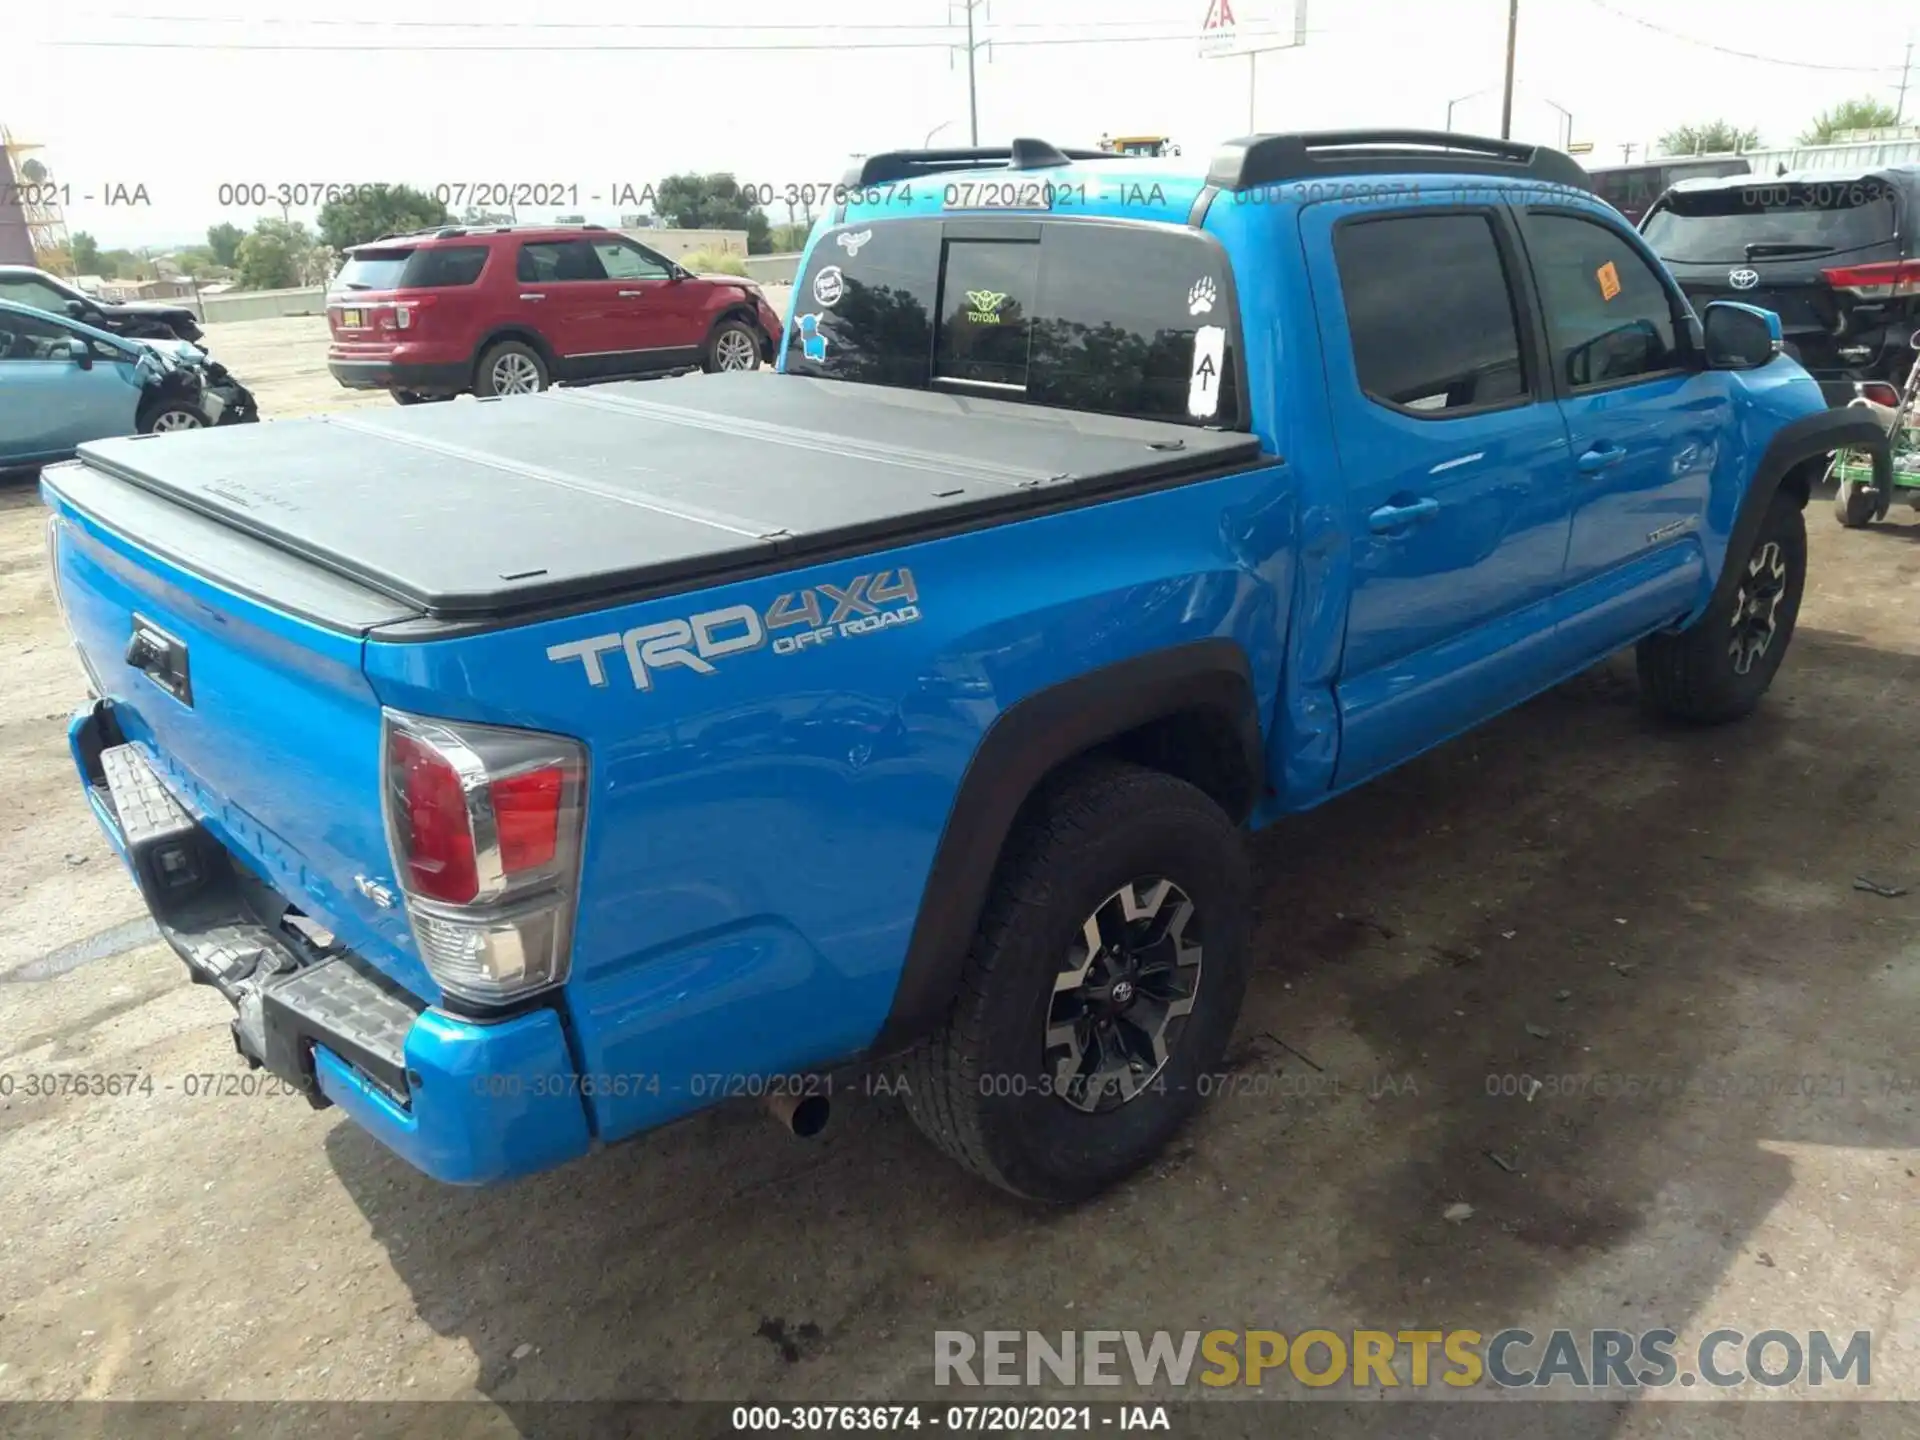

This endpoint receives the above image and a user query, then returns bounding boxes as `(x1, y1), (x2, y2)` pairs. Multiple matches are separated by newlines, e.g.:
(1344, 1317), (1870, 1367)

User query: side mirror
(669, 265), (688, 282)
(1702, 301), (1782, 371)
(65, 336), (93, 369)
(63, 299), (87, 319)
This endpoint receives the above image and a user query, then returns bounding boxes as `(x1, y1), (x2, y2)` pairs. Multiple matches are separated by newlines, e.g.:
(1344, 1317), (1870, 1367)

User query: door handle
(518, 293), (545, 302)
(1368, 497), (1441, 533)
(617, 290), (645, 298)
(1578, 444), (1627, 473)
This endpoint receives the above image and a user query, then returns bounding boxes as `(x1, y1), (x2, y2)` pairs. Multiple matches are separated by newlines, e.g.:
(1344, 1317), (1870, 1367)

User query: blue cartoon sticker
(795, 312), (829, 361)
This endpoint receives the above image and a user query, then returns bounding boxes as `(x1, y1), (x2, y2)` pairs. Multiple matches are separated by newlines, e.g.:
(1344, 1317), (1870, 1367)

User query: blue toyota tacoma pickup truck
(41, 132), (1888, 1203)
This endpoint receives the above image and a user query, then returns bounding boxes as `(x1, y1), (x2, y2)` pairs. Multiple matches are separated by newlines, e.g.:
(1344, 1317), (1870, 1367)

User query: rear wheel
(900, 761), (1251, 1203)
(704, 320), (762, 373)
(475, 341), (548, 397)
(1637, 489), (1807, 724)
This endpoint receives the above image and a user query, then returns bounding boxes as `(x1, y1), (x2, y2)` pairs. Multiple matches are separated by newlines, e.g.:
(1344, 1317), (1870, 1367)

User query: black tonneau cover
(68, 375), (1264, 621)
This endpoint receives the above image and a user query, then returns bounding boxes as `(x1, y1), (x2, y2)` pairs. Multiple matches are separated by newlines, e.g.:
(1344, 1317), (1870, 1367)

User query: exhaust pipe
(766, 1090), (832, 1139)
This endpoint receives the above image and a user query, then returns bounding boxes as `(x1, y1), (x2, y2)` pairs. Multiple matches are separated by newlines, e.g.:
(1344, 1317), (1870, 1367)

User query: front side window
(1334, 212), (1528, 414)
(0, 277), (75, 315)
(788, 219), (1243, 428)
(1526, 212), (1682, 389)
(594, 241), (671, 281)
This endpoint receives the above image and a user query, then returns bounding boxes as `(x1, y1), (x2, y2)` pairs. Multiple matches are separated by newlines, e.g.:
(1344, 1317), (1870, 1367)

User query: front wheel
(139, 401), (208, 434)
(704, 320), (762, 373)
(1637, 489), (1807, 724)
(900, 761), (1251, 1203)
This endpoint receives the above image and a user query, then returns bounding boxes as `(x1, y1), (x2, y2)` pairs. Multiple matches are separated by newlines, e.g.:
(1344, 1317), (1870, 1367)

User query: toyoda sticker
(546, 569), (922, 692)
(813, 265), (845, 306)
(1189, 325), (1225, 418)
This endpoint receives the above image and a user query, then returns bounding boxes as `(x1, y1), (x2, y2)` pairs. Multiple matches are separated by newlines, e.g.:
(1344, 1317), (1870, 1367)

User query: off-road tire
(703, 319), (763, 373)
(1637, 489), (1806, 724)
(474, 341), (548, 397)
(900, 761), (1251, 1203)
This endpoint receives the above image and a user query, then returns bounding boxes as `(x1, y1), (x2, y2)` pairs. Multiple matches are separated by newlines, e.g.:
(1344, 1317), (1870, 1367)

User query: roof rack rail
(844, 137), (1120, 188)
(1207, 129), (1591, 192)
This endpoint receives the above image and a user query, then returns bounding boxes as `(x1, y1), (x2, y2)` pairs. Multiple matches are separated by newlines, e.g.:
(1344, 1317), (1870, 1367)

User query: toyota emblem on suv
(1728, 268), (1760, 290)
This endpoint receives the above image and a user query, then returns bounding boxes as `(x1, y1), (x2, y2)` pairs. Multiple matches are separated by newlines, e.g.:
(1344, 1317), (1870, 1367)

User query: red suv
(326, 224), (784, 404)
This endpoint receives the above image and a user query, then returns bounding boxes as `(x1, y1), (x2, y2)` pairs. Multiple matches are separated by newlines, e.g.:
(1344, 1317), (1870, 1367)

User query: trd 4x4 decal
(546, 568), (921, 691)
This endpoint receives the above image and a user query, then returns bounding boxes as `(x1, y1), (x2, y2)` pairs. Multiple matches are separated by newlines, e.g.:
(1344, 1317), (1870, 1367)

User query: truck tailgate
(67, 373), (1263, 621)
(42, 460), (439, 1000)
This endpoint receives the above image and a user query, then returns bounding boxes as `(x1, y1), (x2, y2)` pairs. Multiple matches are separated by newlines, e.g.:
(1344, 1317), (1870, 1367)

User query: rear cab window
(335, 245), (489, 291)
(1642, 179), (1898, 263)
(787, 217), (1244, 428)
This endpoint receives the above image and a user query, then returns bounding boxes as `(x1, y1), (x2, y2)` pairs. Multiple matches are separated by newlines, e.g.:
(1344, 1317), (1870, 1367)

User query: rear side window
(334, 250), (411, 291)
(517, 241), (608, 283)
(788, 219), (1243, 427)
(1333, 213), (1528, 414)
(1643, 180), (1898, 264)
(401, 246), (488, 287)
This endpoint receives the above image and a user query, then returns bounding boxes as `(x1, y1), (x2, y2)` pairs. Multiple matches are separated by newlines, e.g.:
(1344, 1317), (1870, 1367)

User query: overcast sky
(13, 0), (1919, 249)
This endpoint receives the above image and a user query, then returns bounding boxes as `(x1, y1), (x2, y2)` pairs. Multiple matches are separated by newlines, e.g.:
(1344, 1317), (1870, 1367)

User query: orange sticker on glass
(1597, 261), (1622, 301)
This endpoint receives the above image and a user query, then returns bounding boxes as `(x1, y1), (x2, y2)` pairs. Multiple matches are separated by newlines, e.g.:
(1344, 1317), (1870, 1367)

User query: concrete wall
(200, 287), (328, 324)
(745, 252), (802, 285)
(620, 228), (749, 258)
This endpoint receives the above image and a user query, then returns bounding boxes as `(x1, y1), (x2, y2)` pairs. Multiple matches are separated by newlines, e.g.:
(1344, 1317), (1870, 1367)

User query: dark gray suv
(1642, 165), (1918, 403)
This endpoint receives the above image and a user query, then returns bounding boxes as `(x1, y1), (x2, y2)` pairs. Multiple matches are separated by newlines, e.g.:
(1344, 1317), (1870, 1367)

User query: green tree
(169, 245), (219, 278)
(1799, 97), (1901, 145)
(653, 173), (774, 254)
(770, 221), (812, 252)
(1656, 120), (1760, 156)
(101, 249), (150, 281)
(206, 222), (245, 268)
(236, 218), (315, 290)
(316, 184), (451, 252)
(71, 232), (106, 275)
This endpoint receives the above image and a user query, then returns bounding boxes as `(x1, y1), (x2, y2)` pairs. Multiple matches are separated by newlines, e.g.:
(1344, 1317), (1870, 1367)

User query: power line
(58, 11), (1213, 29)
(1580, 0), (1909, 73)
(41, 28), (1326, 53)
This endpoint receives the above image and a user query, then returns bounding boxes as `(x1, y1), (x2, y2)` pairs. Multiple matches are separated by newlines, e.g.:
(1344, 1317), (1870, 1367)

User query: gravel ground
(1, 322), (1917, 1437)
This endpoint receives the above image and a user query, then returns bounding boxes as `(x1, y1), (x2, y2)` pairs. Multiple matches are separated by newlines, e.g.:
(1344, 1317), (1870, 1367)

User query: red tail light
(380, 711), (588, 1003)
(492, 766), (565, 873)
(1861, 381), (1902, 407)
(1823, 260), (1920, 300)
(389, 728), (480, 904)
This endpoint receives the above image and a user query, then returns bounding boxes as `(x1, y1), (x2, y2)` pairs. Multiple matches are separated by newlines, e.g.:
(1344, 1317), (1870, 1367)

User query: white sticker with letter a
(1188, 325), (1225, 418)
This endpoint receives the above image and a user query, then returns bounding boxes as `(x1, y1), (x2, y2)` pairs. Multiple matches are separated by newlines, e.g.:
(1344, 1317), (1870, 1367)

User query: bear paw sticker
(1188, 276), (1217, 316)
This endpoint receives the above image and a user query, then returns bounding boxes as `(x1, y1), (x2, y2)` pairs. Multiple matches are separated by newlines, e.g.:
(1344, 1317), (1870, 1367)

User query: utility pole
(1499, 0), (1519, 139)
(1620, 142), (1638, 164)
(1897, 39), (1914, 124)
(951, 1), (986, 146)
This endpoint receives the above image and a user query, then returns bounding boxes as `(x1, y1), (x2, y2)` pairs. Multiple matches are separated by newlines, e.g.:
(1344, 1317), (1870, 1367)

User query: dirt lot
(1, 318), (1917, 1435)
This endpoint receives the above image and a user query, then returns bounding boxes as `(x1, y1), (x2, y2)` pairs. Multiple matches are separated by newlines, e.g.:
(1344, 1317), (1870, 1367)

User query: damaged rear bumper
(69, 701), (592, 1184)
